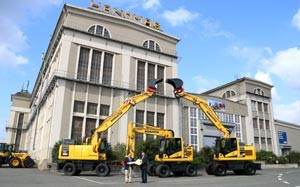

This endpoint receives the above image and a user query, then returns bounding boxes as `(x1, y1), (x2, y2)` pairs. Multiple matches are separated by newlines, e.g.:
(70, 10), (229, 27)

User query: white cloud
(292, 8), (300, 31)
(162, 7), (199, 27)
(264, 47), (300, 89)
(274, 100), (300, 125)
(142, 0), (160, 10)
(254, 70), (273, 85)
(0, 45), (28, 67)
(200, 19), (232, 38)
(194, 75), (220, 93)
(229, 46), (273, 65)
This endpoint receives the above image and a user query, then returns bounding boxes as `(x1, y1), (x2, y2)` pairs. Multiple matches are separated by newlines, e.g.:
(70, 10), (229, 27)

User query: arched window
(254, 88), (264, 96)
(88, 25), (111, 38)
(142, 40), (161, 52)
(222, 90), (236, 99)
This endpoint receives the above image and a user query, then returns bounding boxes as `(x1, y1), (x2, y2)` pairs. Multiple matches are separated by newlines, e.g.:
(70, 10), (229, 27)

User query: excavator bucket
(166, 78), (183, 90)
(148, 78), (163, 90)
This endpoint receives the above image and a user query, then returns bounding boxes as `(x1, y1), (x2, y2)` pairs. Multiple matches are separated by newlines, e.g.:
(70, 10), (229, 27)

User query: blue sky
(0, 0), (300, 141)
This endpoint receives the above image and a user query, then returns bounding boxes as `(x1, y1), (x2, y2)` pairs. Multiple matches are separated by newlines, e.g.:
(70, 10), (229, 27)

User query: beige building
(274, 119), (300, 155)
(6, 3), (180, 169)
(202, 77), (279, 155)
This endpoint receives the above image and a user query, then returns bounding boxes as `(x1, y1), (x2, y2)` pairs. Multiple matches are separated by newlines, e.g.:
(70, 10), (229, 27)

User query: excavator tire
(24, 157), (35, 168)
(205, 162), (214, 175)
(95, 163), (110, 177)
(243, 163), (256, 175)
(185, 164), (198, 176)
(63, 163), (76, 176)
(156, 164), (170, 178)
(214, 163), (227, 176)
(9, 157), (21, 168)
(147, 163), (156, 176)
(74, 170), (82, 175)
(0, 156), (3, 167)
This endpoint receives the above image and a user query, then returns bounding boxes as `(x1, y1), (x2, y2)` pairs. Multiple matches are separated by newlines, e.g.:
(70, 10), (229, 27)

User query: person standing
(124, 152), (134, 183)
(140, 150), (147, 183)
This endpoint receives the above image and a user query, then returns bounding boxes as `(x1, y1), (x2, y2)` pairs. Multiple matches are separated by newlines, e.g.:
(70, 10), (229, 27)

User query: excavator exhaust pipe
(166, 78), (183, 90)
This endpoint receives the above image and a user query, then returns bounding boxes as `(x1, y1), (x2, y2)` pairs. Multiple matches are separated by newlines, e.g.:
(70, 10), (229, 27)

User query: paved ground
(0, 166), (299, 187)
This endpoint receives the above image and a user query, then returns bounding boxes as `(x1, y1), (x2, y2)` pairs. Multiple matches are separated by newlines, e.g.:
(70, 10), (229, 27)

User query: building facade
(274, 119), (300, 156)
(202, 77), (279, 155)
(7, 3), (180, 169)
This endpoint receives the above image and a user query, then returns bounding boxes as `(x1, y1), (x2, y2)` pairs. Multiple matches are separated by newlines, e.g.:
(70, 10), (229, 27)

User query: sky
(0, 0), (300, 142)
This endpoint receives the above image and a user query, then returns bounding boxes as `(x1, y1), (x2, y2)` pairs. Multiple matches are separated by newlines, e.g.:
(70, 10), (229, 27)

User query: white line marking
(278, 178), (282, 181)
(282, 181), (290, 184)
(285, 170), (300, 174)
(74, 176), (105, 184)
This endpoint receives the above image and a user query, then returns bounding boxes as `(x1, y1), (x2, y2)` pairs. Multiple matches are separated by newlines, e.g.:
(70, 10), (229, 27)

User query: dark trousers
(141, 168), (147, 183)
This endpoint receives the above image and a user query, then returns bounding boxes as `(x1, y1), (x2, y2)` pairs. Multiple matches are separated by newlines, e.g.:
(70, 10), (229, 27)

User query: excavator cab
(158, 138), (183, 158)
(215, 137), (238, 158)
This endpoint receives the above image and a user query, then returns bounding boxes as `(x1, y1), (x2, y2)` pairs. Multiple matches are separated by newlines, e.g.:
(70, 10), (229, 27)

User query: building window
(88, 25), (111, 38)
(100, 104), (110, 116)
(267, 138), (272, 144)
(251, 100), (257, 111)
(74, 101), (85, 113)
(261, 137), (266, 144)
(102, 53), (113, 85)
(135, 110), (145, 142)
(137, 60), (165, 93)
(222, 90), (236, 98)
(87, 102), (97, 115)
(146, 112), (155, 125)
(15, 113), (24, 151)
(190, 107), (198, 151)
(157, 113), (164, 128)
(254, 137), (259, 144)
(77, 47), (90, 80)
(259, 119), (264, 129)
(85, 118), (96, 138)
(142, 39), (161, 52)
(265, 120), (270, 129)
(137, 61), (145, 91)
(157, 65), (164, 95)
(90, 50), (102, 83)
(263, 103), (269, 113)
(257, 102), (263, 112)
(71, 117), (83, 140)
(253, 118), (258, 129)
(254, 88), (264, 96)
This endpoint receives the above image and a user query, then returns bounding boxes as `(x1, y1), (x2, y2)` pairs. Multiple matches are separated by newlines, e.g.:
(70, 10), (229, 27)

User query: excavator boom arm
(166, 78), (230, 138)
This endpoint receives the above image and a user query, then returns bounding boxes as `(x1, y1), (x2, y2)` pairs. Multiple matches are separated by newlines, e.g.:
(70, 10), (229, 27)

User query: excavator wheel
(9, 157), (21, 168)
(95, 163), (110, 177)
(156, 164), (170, 178)
(24, 156), (35, 168)
(147, 163), (156, 176)
(185, 164), (198, 176)
(243, 163), (256, 175)
(214, 163), (227, 176)
(205, 163), (214, 175)
(0, 156), (3, 167)
(63, 163), (76, 176)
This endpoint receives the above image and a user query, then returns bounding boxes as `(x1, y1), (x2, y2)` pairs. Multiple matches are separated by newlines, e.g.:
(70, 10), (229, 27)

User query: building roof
(202, 77), (273, 94)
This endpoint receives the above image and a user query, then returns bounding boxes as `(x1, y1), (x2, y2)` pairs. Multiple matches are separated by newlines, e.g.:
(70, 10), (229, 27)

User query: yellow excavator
(0, 142), (35, 168)
(166, 78), (261, 176)
(126, 121), (197, 177)
(58, 79), (162, 176)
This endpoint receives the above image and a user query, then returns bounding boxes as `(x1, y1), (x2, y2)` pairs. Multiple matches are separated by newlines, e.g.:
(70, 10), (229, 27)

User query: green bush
(256, 150), (277, 164)
(51, 140), (63, 163)
(286, 151), (300, 165)
(193, 146), (213, 168)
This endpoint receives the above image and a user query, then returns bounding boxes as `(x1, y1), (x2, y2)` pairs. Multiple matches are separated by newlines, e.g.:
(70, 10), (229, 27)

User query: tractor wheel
(185, 164), (198, 176)
(243, 163), (256, 175)
(156, 164), (170, 178)
(147, 163), (156, 176)
(206, 163), (214, 175)
(63, 163), (76, 176)
(9, 157), (21, 168)
(95, 163), (110, 177)
(214, 163), (227, 176)
(24, 157), (35, 168)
